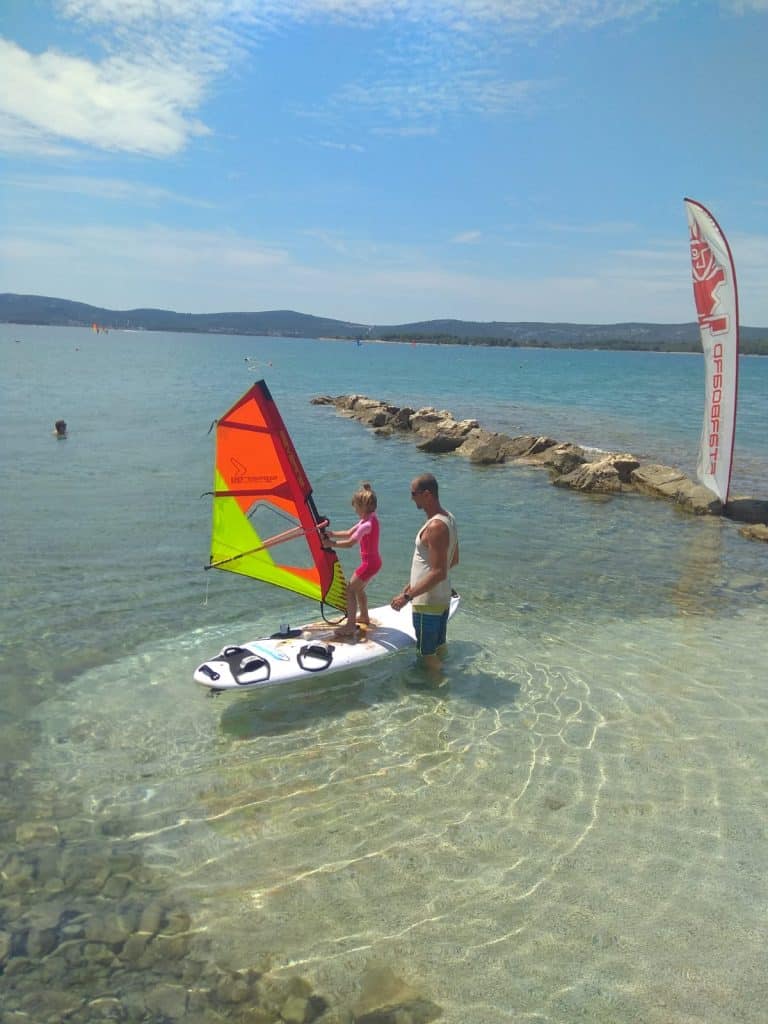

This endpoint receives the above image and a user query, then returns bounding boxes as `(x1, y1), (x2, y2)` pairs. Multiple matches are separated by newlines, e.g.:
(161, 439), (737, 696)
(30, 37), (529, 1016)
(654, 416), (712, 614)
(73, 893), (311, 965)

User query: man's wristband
(402, 589), (412, 603)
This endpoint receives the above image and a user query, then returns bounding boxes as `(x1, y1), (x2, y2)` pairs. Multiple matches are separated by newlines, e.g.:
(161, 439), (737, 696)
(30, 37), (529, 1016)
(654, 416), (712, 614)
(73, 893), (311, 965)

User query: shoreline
(4, 321), (767, 355)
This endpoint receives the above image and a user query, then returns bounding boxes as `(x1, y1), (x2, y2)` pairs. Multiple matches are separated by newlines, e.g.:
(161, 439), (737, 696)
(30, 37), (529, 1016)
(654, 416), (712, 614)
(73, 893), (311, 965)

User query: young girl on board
(323, 482), (382, 638)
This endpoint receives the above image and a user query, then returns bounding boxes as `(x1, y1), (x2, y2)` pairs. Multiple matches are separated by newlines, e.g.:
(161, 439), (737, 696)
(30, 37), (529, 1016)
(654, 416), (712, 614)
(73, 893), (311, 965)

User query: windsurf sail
(684, 198), (740, 504)
(206, 380), (347, 611)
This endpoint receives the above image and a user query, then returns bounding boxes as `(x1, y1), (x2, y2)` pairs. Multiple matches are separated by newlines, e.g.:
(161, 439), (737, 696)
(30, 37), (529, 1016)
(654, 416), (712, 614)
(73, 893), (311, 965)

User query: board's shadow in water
(218, 674), (369, 740)
(218, 640), (517, 740)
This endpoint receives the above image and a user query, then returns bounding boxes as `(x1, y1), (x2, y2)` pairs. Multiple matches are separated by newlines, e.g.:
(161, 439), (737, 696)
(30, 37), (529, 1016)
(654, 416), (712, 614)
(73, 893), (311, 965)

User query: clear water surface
(1, 325), (766, 1023)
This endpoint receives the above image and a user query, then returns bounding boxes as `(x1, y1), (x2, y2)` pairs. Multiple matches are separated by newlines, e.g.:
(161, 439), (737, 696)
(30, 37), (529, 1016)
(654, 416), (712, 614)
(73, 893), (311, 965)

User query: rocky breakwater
(311, 394), (768, 540)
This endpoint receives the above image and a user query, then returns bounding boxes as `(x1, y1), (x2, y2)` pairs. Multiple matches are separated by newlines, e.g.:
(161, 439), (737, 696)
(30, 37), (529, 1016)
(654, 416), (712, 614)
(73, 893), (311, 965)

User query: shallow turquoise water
(2, 325), (767, 1022)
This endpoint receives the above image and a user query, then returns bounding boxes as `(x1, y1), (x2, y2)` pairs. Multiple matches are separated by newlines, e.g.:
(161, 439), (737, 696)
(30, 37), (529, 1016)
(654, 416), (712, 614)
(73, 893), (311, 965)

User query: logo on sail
(707, 342), (724, 475)
(689, 225), (728, 335)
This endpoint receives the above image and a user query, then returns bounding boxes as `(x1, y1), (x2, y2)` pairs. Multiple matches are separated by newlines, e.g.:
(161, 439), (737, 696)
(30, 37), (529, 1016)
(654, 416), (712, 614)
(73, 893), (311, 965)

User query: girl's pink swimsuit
(349, 513), (382, 582)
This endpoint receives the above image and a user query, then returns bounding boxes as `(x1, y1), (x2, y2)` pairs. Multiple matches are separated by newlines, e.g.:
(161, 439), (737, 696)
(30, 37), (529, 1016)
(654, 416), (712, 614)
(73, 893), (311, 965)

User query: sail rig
(206, 381), (347, 612)
(684, 198), (740, 504)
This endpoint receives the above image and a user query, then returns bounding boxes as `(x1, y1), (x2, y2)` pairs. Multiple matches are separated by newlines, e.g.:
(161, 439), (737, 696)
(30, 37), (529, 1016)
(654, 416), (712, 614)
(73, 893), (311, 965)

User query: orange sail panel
(209, 381), (346, 610)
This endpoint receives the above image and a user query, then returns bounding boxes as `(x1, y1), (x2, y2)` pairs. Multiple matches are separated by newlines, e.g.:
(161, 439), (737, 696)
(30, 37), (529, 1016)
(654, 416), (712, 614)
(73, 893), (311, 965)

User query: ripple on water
(1, 602), (764, 1022)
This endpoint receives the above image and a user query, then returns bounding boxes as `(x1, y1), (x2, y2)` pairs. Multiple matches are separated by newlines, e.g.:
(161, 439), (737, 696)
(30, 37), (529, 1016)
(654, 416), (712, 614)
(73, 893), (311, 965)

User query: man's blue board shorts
(412, 608), (449, 656)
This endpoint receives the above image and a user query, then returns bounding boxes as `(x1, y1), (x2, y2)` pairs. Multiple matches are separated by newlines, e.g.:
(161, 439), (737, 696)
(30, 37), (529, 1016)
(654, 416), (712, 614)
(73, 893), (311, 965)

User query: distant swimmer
(54, 419), (68, 439)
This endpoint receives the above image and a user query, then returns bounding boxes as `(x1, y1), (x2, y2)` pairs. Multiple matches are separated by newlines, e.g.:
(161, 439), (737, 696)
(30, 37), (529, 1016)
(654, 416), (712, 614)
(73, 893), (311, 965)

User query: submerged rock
(456, 429), (511, 464)
(631, 463), (722, 514)
(738, 523), (768, 542)
(15, 822), (60, 844)
(416, 433), (466, 453)
(541, 442), (587, 475)
(351, 965), (442, 1024)
(554, 453), (637, 494)
(144, 982), (189, 1019)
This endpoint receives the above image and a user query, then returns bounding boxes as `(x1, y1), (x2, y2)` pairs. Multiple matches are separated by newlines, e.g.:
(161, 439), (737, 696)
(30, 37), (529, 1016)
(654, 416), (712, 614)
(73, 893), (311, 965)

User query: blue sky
(1, 0), (766, 325)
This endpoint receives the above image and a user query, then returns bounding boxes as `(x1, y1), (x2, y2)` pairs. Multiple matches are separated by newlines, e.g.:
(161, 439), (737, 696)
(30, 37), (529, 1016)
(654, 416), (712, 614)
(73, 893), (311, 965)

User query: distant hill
(0, 293), (365, 339)
(2, 293), (767, 351)
(375, 318), (768, 348)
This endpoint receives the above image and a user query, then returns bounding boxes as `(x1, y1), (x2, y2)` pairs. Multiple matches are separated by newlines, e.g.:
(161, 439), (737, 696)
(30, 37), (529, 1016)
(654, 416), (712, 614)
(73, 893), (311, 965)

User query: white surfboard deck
(194, 594), (460, 693)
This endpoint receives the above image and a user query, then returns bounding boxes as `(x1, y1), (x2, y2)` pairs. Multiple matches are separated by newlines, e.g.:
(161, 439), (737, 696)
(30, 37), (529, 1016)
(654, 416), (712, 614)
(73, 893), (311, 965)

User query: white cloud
(314, 139), (366, 152)
(0, 224), (290, 310)
(729, 232), (768, 320)
(2, 174), (215, 207)
(4, 221), (766, 324)
(302, 228), (352, 255)
(542, 221), (639, 235)
(0, 111), (80, 157)
(452, 231), (482, 244)
(326, 75), (540, 128)
(721, 0), (768, 11)
(59, 0), (668, 34)
(0, 39), (208, 156)
(0, 1), (670, 157)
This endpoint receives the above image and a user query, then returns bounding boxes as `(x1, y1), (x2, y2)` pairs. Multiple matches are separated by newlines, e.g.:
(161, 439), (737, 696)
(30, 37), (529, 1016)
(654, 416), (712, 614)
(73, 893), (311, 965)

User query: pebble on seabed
(2, 822), (444, 1023)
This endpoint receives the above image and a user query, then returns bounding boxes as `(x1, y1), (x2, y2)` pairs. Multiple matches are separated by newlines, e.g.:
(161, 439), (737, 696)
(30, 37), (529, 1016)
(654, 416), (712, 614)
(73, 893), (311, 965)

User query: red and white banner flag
(684, 198), (740, 504)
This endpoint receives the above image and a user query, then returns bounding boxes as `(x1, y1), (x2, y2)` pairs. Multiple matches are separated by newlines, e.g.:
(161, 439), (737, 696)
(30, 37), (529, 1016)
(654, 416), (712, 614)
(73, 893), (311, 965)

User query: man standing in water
(391, 472), (459, 672)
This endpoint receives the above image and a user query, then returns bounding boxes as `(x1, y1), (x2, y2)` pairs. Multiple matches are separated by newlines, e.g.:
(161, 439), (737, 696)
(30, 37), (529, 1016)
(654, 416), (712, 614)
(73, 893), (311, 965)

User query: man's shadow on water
(217, 639), (521, 741)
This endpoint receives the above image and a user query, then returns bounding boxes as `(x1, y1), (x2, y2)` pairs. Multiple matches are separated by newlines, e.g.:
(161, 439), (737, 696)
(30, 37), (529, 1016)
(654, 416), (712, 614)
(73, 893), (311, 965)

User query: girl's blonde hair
(352, 481), (377, 514)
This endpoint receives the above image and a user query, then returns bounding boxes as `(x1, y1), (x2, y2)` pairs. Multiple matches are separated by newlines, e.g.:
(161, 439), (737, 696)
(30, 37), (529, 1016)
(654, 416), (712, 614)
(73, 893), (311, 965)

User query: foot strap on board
(297, 642), (335, 672)
(221, 646), (271, 685)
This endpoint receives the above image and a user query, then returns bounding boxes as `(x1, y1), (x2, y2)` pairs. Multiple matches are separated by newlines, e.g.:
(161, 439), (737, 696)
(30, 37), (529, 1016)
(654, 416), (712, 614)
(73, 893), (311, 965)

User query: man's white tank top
(409, 511), (457, 609)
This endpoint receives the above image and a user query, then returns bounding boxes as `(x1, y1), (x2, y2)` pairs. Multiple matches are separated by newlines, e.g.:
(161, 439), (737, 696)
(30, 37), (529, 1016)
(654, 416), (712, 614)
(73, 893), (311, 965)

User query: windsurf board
(194, 594), (460, 693)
